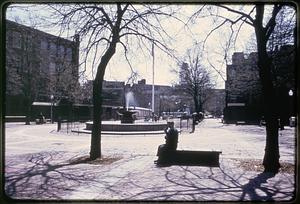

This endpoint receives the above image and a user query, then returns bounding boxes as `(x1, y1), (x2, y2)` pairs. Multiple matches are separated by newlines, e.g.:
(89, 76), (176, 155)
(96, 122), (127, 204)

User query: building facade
(5, 20), (80, 118)
(224, 45), (295, 124)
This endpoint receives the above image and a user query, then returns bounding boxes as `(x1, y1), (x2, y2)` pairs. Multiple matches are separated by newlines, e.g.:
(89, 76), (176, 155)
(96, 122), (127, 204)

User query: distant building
(72, 77), (225, 120)
(129, 79), (194, 115)
(5, 20), (80, 118)
(224, 45), (295, 124)
(83, 80), (125, 107)
(102, 80), (125, 107)
(203, 89), (225, 117)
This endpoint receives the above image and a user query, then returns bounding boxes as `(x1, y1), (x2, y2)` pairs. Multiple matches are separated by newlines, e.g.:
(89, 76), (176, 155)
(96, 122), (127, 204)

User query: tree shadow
(126, 163), (294, 201)
(4, 151), (113, 199)
(239, 172), (276, 201)
(4, 154), (295, 201)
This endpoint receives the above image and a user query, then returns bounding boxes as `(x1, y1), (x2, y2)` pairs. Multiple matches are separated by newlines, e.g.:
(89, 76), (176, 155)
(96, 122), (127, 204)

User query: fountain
(117, 108), (136, 123)
(125, 91), (135, 110)
(84, 91), (167, 134)
(117, 91), (137, 124)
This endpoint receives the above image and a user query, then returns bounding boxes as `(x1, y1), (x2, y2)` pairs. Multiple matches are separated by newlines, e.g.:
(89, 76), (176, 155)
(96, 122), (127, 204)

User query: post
(51, 104), (53, 123)
(50, 95), (54, 123)
(57, 116), (61, 132)
(289, 89), (293, 117)
(187, 117), (189, 129)
(180, 118), (182, 130)
(152, 42), (155, 114)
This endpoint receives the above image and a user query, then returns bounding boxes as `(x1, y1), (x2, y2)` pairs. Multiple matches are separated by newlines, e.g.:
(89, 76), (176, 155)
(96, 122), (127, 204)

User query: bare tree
(50, 62), (81, 103)
(178, 46), (214, 113)
(193, 4), (295, 173)
(267, 6), (296, 51)
(50, 3), (178, 160)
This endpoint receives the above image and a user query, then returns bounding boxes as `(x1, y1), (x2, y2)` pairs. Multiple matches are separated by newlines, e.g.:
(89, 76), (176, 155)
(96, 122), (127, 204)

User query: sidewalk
(3, 119), (296, 201)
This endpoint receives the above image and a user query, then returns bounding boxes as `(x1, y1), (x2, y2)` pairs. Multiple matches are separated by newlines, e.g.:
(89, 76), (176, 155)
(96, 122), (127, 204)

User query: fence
(173, 118), (193, 133)
(58, 120), (86, 134)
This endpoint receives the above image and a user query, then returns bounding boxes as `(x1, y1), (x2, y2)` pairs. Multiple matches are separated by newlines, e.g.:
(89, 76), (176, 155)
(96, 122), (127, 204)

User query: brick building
(5, 20), (80, 119)
(224, 45), (295, 124)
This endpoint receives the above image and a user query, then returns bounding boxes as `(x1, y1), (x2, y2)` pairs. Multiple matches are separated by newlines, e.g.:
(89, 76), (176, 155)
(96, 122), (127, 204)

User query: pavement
(2, 119), (297, 201)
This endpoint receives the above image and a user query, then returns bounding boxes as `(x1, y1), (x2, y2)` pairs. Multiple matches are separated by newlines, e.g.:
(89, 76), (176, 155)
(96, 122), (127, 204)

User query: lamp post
(50, 94), (54, 123)
(288, 89), (294, 127)
(175, 100), (181, 112)
(288, 89), (293, 117)
(148, 102), (151, 117)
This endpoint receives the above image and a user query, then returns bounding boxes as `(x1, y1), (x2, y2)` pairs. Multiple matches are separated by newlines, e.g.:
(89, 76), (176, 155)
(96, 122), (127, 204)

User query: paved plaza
(3, 119), (296, 201)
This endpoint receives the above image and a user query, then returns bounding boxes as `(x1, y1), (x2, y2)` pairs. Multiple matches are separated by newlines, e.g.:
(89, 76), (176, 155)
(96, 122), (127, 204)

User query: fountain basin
(86, 121), (167, 132)
(117, 109), (136, 124)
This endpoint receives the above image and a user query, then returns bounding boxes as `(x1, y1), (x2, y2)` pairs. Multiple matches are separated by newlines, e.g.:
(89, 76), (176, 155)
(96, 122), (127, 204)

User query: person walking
(190, 113), (197, 133)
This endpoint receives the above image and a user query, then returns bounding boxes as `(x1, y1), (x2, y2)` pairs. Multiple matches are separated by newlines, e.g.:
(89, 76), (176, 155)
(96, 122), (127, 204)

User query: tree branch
(218, 4), (255, 23)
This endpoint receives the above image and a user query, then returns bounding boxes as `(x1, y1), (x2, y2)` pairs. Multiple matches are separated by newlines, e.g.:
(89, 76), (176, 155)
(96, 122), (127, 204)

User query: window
(6, 32), (11, 48)
(66, 48), (72, 61)
(229, 69), (236, 78)
(58, 45), (65, 56)
(14, 56), (21, 72)
(49, 62), (55, 74)
(12, 31), (21, 49)
(56, 63), (63, 72)
(41, 40), (48, 50)
(25, 35), (32, 51)
(50, 42), (56, 55)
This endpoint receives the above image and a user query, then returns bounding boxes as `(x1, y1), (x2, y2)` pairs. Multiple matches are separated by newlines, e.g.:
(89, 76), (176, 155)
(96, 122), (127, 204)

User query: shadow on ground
(5, 152), (114, 199)
(123, 164), (294, 201)
(4, 152), (295, 201)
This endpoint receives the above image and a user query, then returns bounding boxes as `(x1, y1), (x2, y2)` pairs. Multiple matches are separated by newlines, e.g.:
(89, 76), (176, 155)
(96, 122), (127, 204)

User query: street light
(288, 89), (294, 117)
(50, 94), (54, 123)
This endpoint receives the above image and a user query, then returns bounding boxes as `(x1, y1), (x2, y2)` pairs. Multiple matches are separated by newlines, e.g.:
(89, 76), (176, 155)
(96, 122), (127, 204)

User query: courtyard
(3, 118), (296, 201)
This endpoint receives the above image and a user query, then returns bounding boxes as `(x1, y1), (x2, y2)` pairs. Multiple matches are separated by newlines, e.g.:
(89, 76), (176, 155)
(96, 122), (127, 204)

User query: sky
(5, 3), (259, 89)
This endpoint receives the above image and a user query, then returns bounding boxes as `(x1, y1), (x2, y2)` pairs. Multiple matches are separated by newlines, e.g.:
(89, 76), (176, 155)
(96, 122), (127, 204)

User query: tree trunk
(198, 99), (203, 113)
(25, 101), (31, 125)
(255, 13), (280, 173)
(89, 4), (134, 160)
(89, 29), (119, 160)
(259, 56), (280, 173)
(89, 80), (103, 160)
(193, 95), (199, 113)
(263, 116), (280, 173)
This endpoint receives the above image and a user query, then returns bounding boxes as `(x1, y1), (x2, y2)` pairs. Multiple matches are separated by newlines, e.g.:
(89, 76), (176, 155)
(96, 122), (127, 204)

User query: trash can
(57, 116), (62, 131)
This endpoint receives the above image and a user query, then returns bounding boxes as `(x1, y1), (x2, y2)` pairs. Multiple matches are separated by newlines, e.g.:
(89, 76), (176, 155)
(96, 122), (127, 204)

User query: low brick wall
(86, 122), (167, 132)
(5, 116), (26, 122)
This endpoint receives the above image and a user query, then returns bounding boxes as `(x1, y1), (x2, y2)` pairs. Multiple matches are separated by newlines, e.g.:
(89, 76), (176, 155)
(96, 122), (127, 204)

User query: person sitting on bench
(156, 121), (178, 165)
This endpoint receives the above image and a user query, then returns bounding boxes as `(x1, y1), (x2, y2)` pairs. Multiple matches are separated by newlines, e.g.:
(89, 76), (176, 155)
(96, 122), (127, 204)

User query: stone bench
(156, 150), (222, 167)
(173, 150), (221, 167)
